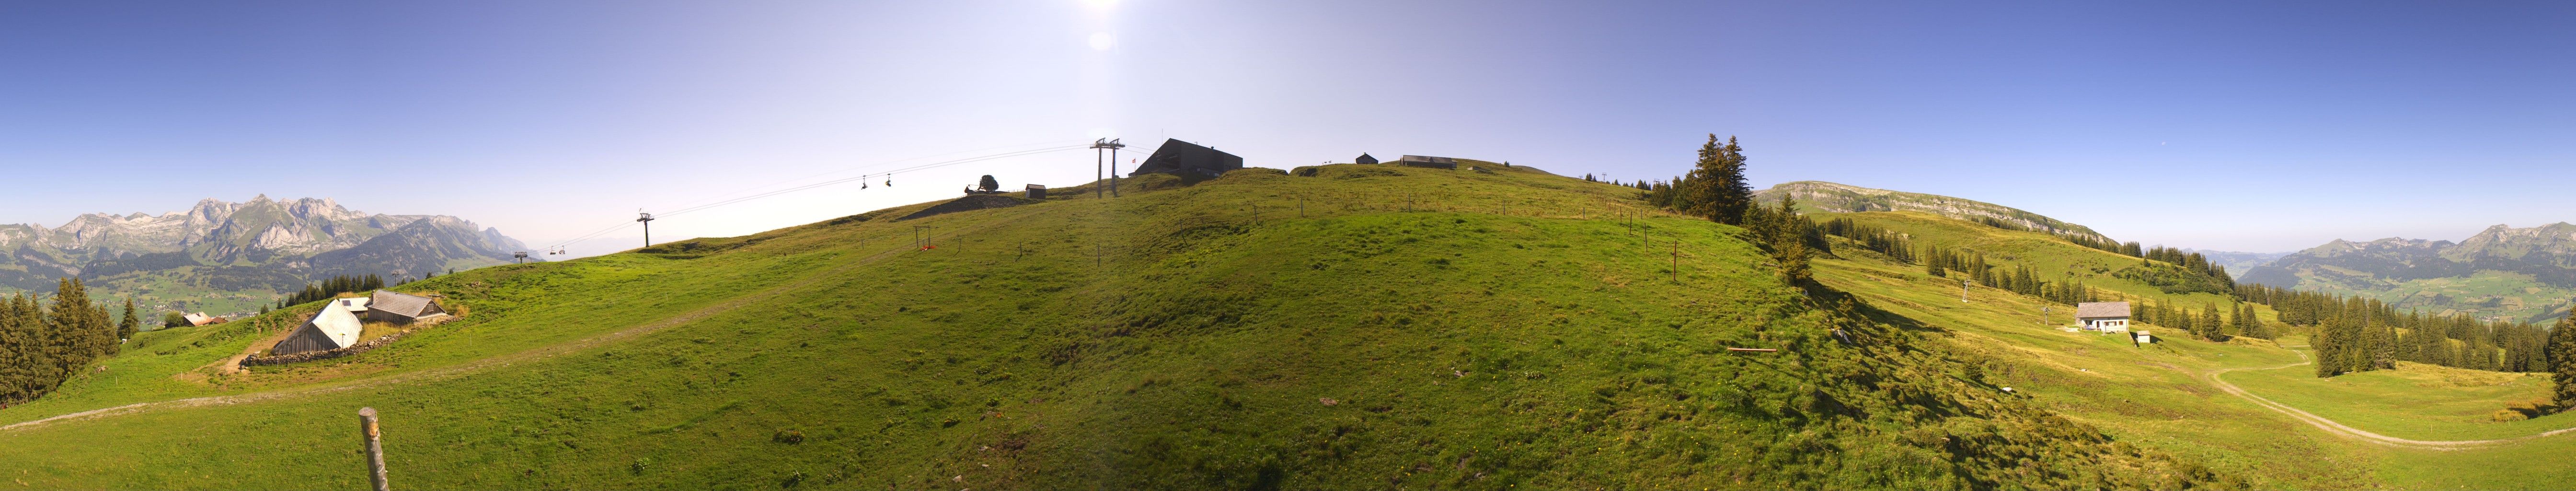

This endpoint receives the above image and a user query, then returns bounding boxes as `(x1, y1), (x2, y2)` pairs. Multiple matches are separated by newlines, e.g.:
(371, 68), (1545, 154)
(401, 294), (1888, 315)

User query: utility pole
(636, 211), (655, 247)
(357, 407), (390, 491)
(1091, 138), (1124, 198)
(1961, 279), (1971, 303)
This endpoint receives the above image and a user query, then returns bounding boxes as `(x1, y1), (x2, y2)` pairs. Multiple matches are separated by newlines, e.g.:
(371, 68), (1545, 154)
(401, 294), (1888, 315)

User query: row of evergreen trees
(1817, 217), (1915, 262)
(2128, 298), (2272, 340)
(2140, 246), (2233, 289)
(0, 279), (138, 406)
(276, 274), (386, 310)
(2234, 284), (2554, 375)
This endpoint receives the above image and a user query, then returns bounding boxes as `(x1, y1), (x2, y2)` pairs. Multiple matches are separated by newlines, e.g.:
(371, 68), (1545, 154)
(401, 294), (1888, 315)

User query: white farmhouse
(2076, 302), (2132, 332)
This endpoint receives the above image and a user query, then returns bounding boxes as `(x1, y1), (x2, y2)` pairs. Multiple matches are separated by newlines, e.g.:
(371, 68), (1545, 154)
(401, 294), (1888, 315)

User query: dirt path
(2204, 345), (2576, 450)
(1, 236), (953, 433)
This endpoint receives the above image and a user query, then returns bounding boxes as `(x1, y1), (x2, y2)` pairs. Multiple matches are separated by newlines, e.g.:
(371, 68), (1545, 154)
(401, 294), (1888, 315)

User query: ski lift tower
(636, 211), (656, 247)
(1091, 138), (1125, 198)
(513, 251), (528, 264)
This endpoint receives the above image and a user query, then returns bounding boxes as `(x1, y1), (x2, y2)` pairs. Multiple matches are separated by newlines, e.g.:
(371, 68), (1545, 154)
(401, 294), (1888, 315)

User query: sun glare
(1081, 0), (1118, 10)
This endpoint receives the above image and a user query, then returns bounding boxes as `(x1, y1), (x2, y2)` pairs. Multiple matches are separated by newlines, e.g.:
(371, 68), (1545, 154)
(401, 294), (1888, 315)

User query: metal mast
(636, 211), (656, 247)
(1091, 138), (1124, 198)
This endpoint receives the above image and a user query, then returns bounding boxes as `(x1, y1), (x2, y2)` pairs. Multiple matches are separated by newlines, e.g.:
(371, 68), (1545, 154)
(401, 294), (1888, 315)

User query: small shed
(1025, 184), (1046, 199)
(367, 291), (450, 325)
(1397, 155), (1458, 170)
(274, 302), (363, 355)
(2075, 301), (2131, 332)
(1355, 153), (1379, 165)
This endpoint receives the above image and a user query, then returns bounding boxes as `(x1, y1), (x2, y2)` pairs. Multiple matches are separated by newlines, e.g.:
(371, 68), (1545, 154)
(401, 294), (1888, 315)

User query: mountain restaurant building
(2076, 302), (2131, 332)
(1131, 139), (1244, 178)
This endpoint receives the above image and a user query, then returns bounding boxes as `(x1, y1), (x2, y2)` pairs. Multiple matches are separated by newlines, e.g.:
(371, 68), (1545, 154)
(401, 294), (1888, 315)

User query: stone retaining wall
(241, 317), (449, 367)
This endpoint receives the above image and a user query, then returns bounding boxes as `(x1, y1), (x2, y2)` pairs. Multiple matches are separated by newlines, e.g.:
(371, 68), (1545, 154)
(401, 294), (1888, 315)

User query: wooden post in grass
(358, 407), (390, 491)
(1670, 238), (1679, 282)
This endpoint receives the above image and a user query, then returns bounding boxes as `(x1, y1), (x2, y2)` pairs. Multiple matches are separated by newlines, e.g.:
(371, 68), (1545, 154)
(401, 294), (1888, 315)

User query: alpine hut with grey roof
(366, 290), (450, 325)
(2075, 301), (2131, 332)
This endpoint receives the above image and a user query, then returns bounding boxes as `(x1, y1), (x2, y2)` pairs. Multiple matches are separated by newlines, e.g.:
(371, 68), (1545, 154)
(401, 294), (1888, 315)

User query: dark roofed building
(1131, 139), (1243, 178)
(367, 290), (450, 325)
(1397, 155), (1457, 170)
(1355, 153), (1378, 165)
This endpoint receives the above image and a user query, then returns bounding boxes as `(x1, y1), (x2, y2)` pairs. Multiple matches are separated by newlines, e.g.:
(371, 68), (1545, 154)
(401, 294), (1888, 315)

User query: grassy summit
(0, 163), (2228, 489)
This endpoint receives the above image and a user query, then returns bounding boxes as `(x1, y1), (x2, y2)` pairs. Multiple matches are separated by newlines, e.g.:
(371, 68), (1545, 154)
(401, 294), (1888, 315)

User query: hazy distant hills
(0, 195), (530, 315)
(1754, 180), (2113, 243)
(2241, 222), (2576, 322)
(2181, 249), (2291, 280)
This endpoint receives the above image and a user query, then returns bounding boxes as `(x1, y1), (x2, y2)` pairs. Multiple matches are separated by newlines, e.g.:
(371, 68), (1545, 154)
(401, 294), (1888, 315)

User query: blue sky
(1, 0), (2569, 253)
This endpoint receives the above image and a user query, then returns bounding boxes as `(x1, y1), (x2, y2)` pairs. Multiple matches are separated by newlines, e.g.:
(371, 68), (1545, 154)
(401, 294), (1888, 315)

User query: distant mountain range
(2240, 222), (2576, 323)
(0, 196), (530, 316)
(1755, 181), (2113, 243)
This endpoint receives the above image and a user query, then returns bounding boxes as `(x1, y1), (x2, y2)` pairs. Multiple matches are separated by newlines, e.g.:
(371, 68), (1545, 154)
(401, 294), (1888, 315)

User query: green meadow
(0, 165), (2570, 489)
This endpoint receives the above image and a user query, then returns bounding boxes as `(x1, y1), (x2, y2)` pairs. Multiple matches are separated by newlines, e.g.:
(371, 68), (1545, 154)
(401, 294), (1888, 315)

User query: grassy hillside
(4, 165), (2572, 489)
(1806, 210), (2576, 489)
(0, 164), (2226, 490)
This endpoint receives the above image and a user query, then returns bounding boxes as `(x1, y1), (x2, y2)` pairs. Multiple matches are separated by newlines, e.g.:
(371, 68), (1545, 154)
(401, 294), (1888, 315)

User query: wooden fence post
(358, 407), (390, 491)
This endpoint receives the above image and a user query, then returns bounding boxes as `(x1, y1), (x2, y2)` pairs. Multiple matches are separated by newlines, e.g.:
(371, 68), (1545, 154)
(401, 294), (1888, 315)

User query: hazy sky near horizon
(1, 0), (2569, 253)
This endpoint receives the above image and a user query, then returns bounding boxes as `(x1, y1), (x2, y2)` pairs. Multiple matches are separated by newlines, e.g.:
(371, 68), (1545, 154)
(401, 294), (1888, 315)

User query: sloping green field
(1809, 211), (2576, 489)
(0, 164), (2569, 489)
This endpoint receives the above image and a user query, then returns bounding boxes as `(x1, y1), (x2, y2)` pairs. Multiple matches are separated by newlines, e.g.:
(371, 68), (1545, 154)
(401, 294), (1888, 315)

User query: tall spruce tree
(1772, 195), (1812, 283)
(2314, 322), (2344, 377)
(1681, 135), (1753, 224)
(0, 293), (30, 402)
(2549, 316), (2576, 408)
(118, 298), (139, 340)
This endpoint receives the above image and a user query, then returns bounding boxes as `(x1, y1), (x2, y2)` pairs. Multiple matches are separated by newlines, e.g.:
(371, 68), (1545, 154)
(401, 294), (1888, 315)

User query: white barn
(2076, 302), (2131, 332)
(274, 300), (365, 355)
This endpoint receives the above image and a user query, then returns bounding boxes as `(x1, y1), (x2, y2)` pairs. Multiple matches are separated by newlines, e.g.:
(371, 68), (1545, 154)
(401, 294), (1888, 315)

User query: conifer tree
(118, 298), (138, 340)
(2549, 316), (2576, 408)
(1771, 196), (1811, 283)
(0, 293), (29, 402)
(1681, 134), (1752, 224)
(2315, 322), (2344, 377)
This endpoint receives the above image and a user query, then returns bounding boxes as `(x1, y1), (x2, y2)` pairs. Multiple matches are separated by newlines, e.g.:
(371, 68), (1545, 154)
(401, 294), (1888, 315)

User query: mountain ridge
(1753, 180), (2112, 243)
(0, 196), (530, 315)
(2241, 222), (2576, 322)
